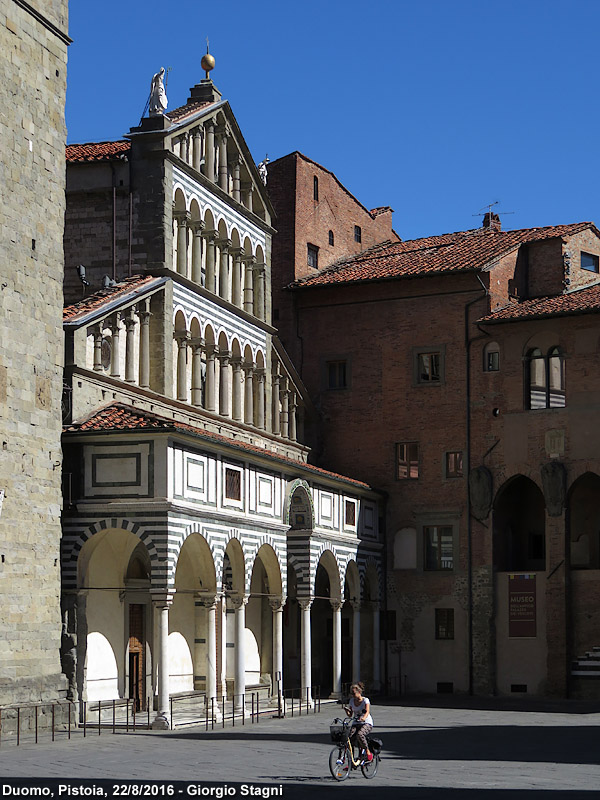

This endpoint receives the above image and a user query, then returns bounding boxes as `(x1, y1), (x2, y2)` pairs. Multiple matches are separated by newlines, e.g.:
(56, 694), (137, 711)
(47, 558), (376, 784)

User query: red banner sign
(508, 574), (536, 638)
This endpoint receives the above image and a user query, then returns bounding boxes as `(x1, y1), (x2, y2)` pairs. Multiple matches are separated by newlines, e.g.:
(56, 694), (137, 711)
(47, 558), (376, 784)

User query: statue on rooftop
(149, 67), (168, 116)
(257, 155), (270, 185)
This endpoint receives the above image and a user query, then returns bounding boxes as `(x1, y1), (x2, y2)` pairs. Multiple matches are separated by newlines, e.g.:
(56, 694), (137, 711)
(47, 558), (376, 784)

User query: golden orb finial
(201, 39), (215, 79)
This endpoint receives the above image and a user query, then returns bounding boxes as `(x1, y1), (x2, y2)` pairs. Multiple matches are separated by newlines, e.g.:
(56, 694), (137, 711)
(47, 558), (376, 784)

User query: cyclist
(343, 681), (373, 763)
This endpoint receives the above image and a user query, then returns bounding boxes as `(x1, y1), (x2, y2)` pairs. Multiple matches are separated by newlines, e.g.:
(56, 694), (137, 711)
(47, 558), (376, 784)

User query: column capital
(269, 596), (287, 612)
(173, 209), (191, 224)
(255, 367), (266, 382)
(173, 329), (190, 344)
(252, 261), (267, 274)
(241, 253), (256, 266)
(228, 154), (241, 168)
(190, 219), (205, 234)
(229, 594), (248, 610)
(110, 313), (121, 332)
(297, 597), (313, 611)
(136, 304), (152, 322)
(189, 336), (205, 350)
(231, 355), (243, 368)
(202, 227), (217, 241)
(229, 246), (245, 258)
(204, 117), (216, 129)
(330, 599), (344, 612)
(350, 600), (361, 612)
(196, 592), (219, 610)
(218, 349), (231, 364)
(204, 342), (217, 357)
(243, 361), (255, 375)
(150, 591), (173, 608)
(215, 237), (232, 250)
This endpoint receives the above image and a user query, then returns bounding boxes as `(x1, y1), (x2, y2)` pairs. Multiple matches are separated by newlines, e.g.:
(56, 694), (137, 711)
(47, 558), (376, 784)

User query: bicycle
(328, 716), (382, 781)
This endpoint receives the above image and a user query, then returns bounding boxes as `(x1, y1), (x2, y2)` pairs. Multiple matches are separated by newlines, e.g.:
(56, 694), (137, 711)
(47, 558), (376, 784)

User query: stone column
(218, 349), (231, 417)
(216, 238), (231, 302)
(174, 331), (189, 402)
(272, 369), (281, 435)
(92, 327), (103, 371)
(243, 362), (254, 425)
(331, 599), (343, 699)
(270, 597), (285, 704)
(198, 594), (220, 719)
(280, 381), (290, 439)
(193, 594), (204, 691)
(351, 601), (361, 683)
(175, 211), (190, 277)
(204, 344), (217, 412)
(255, 368), (266, 430)
(231, 595), (248, 712)
(244, 183), (254, 214)
(205, 119), (215, 181)
(151, 593), (172, 729)
(231, 157), (241, 203)
(124, 310), (137, 383)
(289, 393), (298, 442)
(253, 264), (266, 321)
(230, 248), (244, 308)
(203, 230), (217, 293)
(190, 337), (205, 407)
(137, 301), (151, 389)
(243, 256), (255, 314)
(231, 356), (243, 422)
(217, 129), (229, 192)
(191, 221), (205, 285)
(110, 314), (121, 378)
(192, 128), (202, 172)
(372, 602), (381, 691)
(298, 597), (313, 706)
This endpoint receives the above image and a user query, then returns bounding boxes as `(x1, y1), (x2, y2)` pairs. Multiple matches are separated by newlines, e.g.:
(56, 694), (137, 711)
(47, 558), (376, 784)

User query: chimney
(483, 212), (501, 232)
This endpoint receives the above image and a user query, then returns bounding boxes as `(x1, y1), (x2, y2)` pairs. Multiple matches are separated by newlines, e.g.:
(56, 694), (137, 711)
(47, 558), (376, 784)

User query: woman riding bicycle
(344, 682), (373, 763)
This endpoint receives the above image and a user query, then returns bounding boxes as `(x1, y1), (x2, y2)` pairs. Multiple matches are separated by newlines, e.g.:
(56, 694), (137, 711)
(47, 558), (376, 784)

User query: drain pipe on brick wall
(465, 274), (489, 695)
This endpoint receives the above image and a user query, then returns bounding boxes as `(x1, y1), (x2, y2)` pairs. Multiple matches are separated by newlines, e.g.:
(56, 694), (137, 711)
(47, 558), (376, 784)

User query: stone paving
(0, 700), (599, 798)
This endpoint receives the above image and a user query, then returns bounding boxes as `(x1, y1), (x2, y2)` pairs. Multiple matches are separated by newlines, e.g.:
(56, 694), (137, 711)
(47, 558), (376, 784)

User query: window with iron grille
(225, 468), (241, 501)
(435, 608), (454, 639)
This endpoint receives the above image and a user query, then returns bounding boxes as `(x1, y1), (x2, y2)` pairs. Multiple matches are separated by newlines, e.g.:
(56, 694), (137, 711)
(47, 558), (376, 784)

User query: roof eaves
(63, 277), (167, 328)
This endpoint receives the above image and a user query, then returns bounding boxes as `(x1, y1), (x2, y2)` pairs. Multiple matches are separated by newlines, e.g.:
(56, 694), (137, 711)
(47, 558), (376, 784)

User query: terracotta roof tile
(65, 403), (372, 490)
(294, 222), (596, 287)
(479, 282), (600, 323)
(63, 276), (159, 322)
(165, 99), (216, 124)
(66, 141), (131, 162)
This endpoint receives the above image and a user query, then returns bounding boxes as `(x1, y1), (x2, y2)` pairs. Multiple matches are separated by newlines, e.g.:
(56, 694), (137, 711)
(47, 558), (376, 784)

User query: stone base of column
(204, 698), (222, 721)
(151, 712), (171, 730)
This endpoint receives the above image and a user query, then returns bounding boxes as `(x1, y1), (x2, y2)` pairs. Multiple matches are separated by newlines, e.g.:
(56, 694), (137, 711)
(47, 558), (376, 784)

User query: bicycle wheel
(329, 746), (351, 781)
(361, 753), (379, 779)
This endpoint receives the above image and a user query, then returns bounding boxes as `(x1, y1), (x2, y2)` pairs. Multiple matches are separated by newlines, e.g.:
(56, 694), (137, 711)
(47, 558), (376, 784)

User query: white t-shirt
(349, 696), (373, 726)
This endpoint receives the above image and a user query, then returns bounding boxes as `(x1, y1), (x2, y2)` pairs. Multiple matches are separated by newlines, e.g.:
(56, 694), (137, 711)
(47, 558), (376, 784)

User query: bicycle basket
(367, 736), (383, 754)
(330, 723), (350, 744)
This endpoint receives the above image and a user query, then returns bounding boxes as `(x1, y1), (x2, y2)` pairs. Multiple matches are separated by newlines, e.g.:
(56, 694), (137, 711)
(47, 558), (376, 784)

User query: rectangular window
(425, 525), (453, 570)
(397, 442), (419, 479)
(327, 360), (347, 389)
(307, 244), (319, 269)
(345, 500), (356, 526)
(418, 352), (441, 383)
(581, 251), (599, 272)
(354, 225), (362, 243)
(445, 451), (463, 478)
(435, 608), (454, 640)
(313, 176), (319, 202)
(486, 350), (499, 371)
(225, 467), (241, 501)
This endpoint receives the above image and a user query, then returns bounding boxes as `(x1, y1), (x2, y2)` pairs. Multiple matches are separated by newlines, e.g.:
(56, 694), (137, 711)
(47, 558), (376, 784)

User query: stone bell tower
(0, 0), (70, 705)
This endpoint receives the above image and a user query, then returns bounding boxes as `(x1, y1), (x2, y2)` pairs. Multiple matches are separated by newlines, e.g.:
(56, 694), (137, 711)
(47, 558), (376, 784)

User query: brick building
(266, 151), (399, 363)
(0, 0), (70, 705)
(282, 209), (600, 698)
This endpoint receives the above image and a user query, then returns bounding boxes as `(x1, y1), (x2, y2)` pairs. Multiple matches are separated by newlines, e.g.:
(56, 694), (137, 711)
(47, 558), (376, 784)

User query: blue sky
(67, 0), (600, 241)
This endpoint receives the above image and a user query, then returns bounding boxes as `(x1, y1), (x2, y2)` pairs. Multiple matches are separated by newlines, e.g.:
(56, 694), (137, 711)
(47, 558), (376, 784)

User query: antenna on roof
(472, 200), (514, 231)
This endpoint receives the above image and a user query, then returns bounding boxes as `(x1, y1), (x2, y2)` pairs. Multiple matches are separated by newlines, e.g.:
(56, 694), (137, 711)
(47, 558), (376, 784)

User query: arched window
(527, 346), (565, 409)
(483, 341), (500, 371)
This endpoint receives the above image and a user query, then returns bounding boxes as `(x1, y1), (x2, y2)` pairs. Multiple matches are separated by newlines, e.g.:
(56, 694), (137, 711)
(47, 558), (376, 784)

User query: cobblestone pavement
(0, 700), (599, 798)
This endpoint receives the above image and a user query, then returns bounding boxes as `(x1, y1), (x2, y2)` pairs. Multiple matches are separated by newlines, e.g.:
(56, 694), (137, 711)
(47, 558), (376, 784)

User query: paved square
(0, 701), (599, 799)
